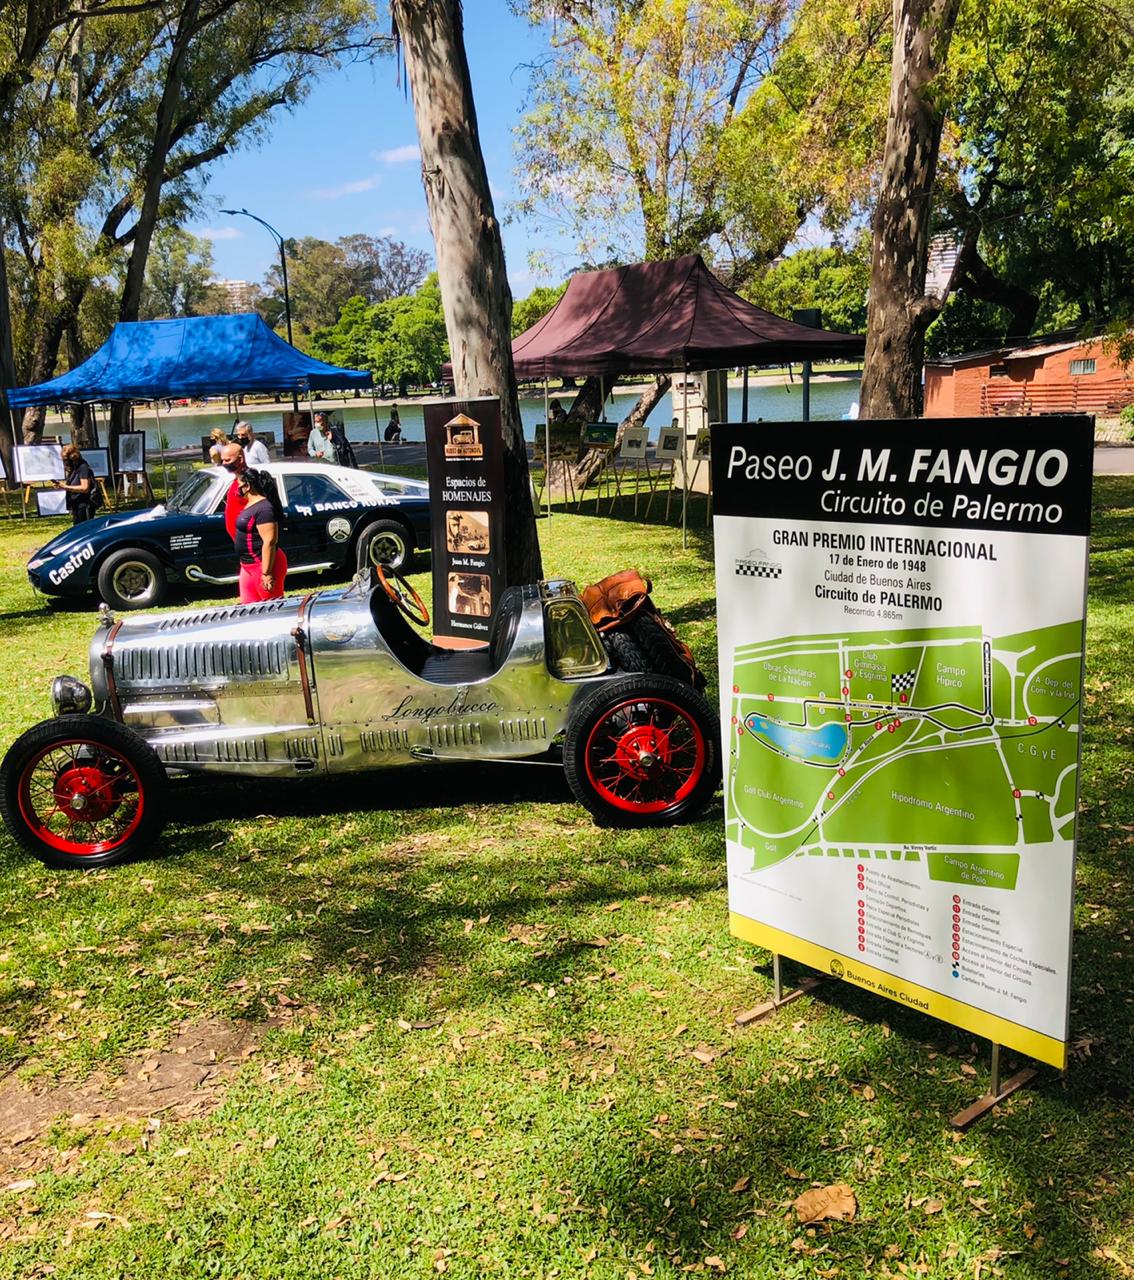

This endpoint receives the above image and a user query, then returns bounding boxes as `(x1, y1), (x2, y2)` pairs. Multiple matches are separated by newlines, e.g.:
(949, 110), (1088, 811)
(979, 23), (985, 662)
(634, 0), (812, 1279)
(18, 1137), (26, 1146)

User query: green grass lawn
(0, 480), (1131, 1278)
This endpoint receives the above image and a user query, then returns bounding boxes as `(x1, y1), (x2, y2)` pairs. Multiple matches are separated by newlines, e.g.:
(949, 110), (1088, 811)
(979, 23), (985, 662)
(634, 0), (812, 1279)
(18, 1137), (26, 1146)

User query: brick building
(924, 330), (1134, 418)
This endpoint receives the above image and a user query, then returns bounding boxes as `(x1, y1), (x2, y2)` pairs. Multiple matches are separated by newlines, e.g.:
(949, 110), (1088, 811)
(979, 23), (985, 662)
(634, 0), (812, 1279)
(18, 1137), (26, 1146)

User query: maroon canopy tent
(508, 253), (863, 379)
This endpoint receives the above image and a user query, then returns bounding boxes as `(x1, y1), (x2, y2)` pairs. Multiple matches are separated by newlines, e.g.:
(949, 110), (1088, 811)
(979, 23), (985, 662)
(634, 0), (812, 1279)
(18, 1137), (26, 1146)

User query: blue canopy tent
(5, 313), (372, 405)
(5, 314), (383, 478)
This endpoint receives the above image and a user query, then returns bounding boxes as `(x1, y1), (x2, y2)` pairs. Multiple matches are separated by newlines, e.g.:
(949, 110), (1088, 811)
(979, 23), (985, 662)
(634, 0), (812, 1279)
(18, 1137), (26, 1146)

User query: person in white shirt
(234, 420), (271, 466)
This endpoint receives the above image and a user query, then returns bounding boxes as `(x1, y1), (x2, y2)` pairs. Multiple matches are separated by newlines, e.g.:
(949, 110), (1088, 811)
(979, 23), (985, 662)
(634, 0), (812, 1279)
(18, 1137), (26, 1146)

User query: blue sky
(190, 3), (569, 299)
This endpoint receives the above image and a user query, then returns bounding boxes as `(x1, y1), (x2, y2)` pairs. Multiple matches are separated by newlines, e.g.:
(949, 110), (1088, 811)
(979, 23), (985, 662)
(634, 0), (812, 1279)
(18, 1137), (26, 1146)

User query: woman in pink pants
(234, 469), (287, 603)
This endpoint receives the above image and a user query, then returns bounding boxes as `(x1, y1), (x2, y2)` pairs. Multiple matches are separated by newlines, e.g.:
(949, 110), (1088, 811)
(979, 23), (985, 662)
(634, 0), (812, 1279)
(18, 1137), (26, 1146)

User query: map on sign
(726, 622), (1081, 890)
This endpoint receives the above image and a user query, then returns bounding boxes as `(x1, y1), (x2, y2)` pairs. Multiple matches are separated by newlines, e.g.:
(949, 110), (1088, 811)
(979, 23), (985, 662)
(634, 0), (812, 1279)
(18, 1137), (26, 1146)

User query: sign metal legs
(950, 1042), (1039, 1130)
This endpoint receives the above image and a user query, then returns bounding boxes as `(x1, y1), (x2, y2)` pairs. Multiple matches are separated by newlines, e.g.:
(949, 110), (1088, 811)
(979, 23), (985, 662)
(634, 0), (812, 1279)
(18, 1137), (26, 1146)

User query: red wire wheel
(564, 675), (721, 827)
(1, 716), (168, 869)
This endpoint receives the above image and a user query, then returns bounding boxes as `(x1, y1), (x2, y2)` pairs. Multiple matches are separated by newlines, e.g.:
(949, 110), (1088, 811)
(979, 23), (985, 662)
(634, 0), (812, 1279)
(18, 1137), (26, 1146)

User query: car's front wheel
(357, 519), (415, 575)
(97, 547), (167, 610)
(563, 674), (721, 827)
(0, 716), (169, 869)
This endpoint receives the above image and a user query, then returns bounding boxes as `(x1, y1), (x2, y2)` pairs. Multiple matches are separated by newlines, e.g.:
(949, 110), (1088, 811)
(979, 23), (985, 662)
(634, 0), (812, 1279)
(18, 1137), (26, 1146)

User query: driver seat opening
(370, 583), (524, 684)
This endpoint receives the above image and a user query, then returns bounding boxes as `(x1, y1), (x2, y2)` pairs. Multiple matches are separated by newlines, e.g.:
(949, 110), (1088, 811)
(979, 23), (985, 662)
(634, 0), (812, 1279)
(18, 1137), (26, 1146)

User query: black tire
(564, 674), (720, 827)
(0, 715), (169, 869)
(357, 519), (415, 575)
(626, 612), (698, 685)
(603, 627), (649, 674)
(97, 548), (167, 611)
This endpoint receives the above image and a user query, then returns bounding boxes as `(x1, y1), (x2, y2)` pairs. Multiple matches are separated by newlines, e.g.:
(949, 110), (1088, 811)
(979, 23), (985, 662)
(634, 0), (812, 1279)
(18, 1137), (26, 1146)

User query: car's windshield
(168, 470), (223, 514)
(369, 475), (427, 497)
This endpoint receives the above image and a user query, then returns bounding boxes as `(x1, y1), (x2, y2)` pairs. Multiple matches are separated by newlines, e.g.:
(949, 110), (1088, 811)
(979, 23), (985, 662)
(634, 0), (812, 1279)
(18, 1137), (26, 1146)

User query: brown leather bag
(581, 568), (653, 633)
(582, 569), (705, 690)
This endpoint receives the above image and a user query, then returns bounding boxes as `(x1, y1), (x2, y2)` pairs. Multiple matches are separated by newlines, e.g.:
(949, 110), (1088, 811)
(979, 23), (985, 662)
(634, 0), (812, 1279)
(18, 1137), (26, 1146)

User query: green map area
(727, 623), (1081, 888)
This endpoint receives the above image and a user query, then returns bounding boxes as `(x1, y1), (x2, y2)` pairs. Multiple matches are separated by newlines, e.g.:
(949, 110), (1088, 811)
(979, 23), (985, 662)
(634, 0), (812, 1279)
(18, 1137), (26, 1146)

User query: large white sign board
(711, 418), (1093, 1068)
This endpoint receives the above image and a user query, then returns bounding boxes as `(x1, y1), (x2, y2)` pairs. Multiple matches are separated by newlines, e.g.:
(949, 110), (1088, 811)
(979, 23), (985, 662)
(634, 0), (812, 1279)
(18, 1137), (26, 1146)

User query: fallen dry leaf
(793, 1183), (857, 1223)
(5, 1179), (36, 1193)
(704, 1257), (727, 1273)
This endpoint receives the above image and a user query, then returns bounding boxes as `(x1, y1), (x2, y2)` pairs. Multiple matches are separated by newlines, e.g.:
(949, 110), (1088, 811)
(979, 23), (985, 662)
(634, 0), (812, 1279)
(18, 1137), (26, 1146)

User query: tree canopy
(0, 0), (384, 446)
(309, 274), (449, 386)
(259, 233), (431, 339)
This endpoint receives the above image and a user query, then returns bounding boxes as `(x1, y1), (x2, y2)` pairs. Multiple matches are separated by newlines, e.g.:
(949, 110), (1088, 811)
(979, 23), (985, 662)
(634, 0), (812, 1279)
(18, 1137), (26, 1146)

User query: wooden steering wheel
(377, 563), (430, 627)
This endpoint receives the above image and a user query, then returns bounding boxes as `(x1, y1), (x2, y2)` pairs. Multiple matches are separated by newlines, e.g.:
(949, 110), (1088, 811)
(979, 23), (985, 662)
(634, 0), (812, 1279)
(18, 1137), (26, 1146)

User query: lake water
(744, 715), (849, 764)
(105, 376), (860, 454)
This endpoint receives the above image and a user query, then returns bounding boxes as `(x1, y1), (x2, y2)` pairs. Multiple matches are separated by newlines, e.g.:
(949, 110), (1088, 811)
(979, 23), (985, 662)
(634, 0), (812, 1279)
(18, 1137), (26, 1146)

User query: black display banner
(424, 397), (507, 643)
(710, 417), (1095, 537)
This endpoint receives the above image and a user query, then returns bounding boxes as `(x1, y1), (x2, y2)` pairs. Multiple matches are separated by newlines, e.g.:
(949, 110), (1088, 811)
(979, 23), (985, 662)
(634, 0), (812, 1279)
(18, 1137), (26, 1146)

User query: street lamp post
(220, 207), (297, 411)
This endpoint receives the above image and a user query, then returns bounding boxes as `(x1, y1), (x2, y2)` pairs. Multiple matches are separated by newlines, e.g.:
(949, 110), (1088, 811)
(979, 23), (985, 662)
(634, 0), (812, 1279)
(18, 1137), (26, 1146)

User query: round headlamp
(51, 675), (93, 717)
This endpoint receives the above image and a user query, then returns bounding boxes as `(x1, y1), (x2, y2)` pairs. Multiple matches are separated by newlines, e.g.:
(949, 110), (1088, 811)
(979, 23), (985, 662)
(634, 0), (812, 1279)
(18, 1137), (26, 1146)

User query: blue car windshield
(168, 470), (222, 515)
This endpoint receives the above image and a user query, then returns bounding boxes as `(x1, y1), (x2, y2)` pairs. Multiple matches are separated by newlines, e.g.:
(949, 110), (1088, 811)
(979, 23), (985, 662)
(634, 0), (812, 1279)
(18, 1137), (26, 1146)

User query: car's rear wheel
(564, 674), (721, 827)
(0, 716), (168, 869)
(97, 548), (167, 610)
(357, 519), (415, 575)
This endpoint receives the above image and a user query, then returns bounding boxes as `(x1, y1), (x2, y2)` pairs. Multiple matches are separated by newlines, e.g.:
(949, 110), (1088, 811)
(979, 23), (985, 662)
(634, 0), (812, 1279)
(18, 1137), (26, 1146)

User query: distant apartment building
(212, 279), (255, 312)
(924, 330), (1134, 418)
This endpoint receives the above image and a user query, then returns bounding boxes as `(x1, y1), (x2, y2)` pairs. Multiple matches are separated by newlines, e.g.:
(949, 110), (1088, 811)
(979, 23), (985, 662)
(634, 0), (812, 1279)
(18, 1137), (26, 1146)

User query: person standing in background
(207, 427), (229, 464)
(326, 413), (358, 468)
(234, 468), (287, 602)
(384, 404), (403, 443)
(307, 413), (332, 461)
(57, 445), (98, 525)
(234, 420), (270, 466)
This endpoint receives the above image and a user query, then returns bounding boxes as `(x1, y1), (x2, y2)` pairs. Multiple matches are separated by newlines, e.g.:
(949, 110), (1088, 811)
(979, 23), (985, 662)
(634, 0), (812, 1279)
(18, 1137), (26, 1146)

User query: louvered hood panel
(94, 597), (306, 694)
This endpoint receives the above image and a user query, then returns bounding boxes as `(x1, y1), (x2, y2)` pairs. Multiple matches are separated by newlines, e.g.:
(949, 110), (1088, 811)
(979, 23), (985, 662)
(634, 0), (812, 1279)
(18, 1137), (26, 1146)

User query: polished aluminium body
(88, 576), (615, 776)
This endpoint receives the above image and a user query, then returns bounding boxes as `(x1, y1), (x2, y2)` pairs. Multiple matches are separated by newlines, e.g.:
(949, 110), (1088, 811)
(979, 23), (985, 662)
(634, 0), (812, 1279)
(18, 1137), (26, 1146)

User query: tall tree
(4, 0), (384, 442)
(390, 0), (542, 585)
(859, 0), (962, 417)
(139, 226), (217, 318)
(259, 233), (429, 339)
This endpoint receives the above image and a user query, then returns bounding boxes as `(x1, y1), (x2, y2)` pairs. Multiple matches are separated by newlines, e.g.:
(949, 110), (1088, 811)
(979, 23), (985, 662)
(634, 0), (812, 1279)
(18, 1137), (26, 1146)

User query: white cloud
(200, 227), (242, 241)
(377, 225), (399, 237)
(374, 144), (420, 165)
(306, 175), (380, 200)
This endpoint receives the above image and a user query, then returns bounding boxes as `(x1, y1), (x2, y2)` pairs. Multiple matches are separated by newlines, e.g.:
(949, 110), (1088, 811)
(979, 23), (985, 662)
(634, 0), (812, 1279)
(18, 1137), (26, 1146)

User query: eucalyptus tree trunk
(573, 374), (670, 489)
(859, 0), (962, 418)
(390, 0), (541, 584)
(108, 0), (204, 456)
(0, 234), (17, 475)
(118, 0), (202, 323)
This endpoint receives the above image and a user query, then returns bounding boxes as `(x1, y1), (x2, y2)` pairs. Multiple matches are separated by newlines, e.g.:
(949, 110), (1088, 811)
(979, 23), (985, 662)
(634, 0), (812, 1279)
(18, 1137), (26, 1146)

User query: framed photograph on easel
(116, 432), (145, 474)
(35, 488), (68, 517)
(14, 444), (64, 484)
(116, 431), (153, 503)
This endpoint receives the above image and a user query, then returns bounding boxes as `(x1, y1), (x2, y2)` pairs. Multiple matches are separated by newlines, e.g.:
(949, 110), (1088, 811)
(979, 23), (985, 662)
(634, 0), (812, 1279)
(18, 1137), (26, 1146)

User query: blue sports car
(27, 461), (431, 610)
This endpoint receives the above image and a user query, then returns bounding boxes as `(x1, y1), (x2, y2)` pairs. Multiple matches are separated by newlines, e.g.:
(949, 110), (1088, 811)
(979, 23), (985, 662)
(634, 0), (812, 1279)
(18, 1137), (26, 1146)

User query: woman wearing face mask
(234, 468), (287, 602)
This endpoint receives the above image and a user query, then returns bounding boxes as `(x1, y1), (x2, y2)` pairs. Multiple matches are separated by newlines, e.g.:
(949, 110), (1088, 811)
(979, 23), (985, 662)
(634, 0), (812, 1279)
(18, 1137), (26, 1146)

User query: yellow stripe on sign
(729, 913), (1066, 1069)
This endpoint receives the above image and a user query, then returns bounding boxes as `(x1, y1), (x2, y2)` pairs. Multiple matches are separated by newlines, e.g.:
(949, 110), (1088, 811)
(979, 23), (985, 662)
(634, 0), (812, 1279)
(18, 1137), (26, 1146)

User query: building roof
(926, 327), (1101, 369)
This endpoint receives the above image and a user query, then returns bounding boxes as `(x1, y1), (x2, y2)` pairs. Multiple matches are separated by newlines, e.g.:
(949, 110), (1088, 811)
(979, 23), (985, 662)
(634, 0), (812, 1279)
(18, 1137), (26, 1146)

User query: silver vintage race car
(0, 568), (720, 868)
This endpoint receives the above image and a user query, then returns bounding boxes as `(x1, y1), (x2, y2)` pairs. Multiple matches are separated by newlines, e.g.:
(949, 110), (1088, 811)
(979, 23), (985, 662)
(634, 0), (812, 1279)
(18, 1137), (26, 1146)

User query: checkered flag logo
(735, 548), (782, 579)
(891, 670), (917, 696)
(735, 560), (782, 578)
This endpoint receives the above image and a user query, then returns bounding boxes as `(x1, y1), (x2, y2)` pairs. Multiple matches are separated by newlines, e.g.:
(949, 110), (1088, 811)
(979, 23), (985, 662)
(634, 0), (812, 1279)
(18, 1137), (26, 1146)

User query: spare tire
(625, 612), (699, 685)
(602, 627), (649, 674)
